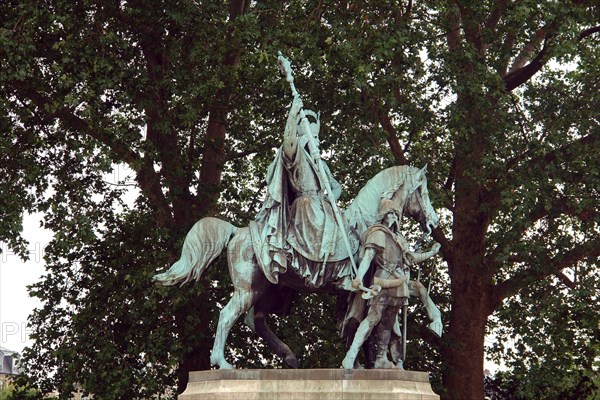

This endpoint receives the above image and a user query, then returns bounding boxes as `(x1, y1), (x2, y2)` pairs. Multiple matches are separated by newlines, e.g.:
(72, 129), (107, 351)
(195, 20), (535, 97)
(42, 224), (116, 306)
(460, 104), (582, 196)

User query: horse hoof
(211, 355), (234, 369)
(214, 360), (234, 369)
(341, 357), (355, 370)
(285, 355), (299, 369)
(374, 358), (395, 369)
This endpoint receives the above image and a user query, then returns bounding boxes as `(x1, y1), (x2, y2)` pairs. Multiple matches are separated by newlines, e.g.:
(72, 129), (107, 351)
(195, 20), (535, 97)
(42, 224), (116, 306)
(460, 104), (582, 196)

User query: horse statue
(154, 165), (440, 369)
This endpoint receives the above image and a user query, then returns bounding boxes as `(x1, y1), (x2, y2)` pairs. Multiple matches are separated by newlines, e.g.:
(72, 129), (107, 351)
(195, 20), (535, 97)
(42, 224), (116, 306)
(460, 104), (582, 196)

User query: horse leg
(252, 286), (299, 368)
(210, 227), (268, 369)
(409, 280), (442, 337)
(210, 288), (255, 369)
(253, 309), (299, 368)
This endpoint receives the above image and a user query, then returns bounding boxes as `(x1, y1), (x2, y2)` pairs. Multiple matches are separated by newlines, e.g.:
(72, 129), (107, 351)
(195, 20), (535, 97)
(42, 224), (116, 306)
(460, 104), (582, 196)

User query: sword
(277, 52), (360, 279)
(402, 301), (408, 362)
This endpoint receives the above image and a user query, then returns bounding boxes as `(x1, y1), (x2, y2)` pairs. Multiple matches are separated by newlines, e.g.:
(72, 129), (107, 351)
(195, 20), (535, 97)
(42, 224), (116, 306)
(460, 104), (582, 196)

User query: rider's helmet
(377, 198), (402, 222)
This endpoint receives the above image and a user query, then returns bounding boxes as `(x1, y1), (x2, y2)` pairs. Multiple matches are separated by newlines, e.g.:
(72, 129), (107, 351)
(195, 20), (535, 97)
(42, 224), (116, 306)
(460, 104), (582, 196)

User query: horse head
(345, 164), (439, 237)
(385, 165), (438, 234)
(401, 165), (439, 234)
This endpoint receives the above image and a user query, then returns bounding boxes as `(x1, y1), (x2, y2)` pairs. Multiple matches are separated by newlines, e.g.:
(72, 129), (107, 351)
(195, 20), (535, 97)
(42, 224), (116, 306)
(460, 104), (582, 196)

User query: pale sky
(0, 212), (50, 353)
(0, 166), (138, 355)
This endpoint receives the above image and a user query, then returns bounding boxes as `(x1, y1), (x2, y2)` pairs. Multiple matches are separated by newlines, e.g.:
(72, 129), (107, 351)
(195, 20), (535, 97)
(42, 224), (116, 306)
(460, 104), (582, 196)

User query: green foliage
(0, 384), (12, 399)
(1, 1), (599, 399)
(3, 378), (47, 400)
(487, 369), (600, 400)
(488, 272), (600, 399)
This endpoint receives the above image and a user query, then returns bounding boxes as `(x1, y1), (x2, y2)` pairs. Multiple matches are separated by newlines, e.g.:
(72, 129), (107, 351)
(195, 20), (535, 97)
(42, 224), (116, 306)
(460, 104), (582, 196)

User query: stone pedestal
(179, 369), (439, 400)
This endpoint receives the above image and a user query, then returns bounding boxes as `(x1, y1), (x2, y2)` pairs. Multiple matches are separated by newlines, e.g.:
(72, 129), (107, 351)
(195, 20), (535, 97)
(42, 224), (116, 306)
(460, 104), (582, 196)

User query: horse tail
(153, 217), (238, 286)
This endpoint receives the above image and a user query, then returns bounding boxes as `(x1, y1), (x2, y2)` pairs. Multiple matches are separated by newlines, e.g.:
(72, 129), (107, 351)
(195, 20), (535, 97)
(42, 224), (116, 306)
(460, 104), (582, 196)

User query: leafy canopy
(1, 1), (598, 399)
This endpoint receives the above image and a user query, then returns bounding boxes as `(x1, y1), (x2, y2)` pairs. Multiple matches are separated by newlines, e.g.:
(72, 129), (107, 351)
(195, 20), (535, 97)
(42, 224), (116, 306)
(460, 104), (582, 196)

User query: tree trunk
(197, 0), (249, 215)
(442, 276), (489, 400)
(442, 151), (494, 399)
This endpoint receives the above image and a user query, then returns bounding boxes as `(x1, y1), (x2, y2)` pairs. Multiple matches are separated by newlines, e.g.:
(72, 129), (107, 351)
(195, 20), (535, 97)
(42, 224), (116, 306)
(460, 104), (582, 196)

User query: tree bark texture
(442, 287), (488, 400)
(441, 172), (495, 400)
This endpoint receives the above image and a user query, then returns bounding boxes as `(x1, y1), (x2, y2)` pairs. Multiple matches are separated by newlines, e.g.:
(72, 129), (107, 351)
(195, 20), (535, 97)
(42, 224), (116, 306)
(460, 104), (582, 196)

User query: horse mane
(344, 165), (422, 235)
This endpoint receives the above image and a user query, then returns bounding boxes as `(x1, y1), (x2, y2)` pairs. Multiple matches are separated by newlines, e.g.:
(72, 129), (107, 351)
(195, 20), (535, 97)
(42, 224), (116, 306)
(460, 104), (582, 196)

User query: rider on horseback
(250, 96), (358, 287)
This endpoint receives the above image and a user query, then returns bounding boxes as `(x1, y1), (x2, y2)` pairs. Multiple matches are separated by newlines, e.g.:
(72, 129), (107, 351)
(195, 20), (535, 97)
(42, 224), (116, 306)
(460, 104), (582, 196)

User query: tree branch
(498, 133), (599, 192)
(497, 30), (517, 76)
(502, 20), (600, 90)
(15, 79), (174, 228)
(503, 38), (551, 91)
(55, 108), (140, 164)
(137, 157), (174, 228)
(488, 195), (598, 264)
(491, 237), (600, 306)
(403, 0), (413, 19)
(510, 95), (531, 145)
(446, 4), (462, 50)
(60, 109), (174, 228)
(360, 87), (409, 165)
(480, 0), (507, 54)
(484, 0), (507, 32)
(136, 23), (196, 227)
(443, 158), (456, 193)
(457, 3), (484, 56)
(196, 0), (250, 216)
(556, 271), (576, 289)
(507, 28), (548, 74)
(579, 25), (600, 41)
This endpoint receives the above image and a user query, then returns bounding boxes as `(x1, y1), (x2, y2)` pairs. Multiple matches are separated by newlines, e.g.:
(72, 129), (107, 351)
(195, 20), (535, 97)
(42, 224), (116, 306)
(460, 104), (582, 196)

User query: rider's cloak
(250, 146), (358, 287)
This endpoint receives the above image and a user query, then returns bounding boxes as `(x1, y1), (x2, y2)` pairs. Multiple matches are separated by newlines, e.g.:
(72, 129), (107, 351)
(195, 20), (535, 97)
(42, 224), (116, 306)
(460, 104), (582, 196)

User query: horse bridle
(402, 177), (433, 233)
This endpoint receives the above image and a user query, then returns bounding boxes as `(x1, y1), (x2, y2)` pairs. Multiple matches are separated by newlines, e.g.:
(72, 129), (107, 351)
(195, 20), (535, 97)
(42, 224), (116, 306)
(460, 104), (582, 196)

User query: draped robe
(249, 145), (358, 287)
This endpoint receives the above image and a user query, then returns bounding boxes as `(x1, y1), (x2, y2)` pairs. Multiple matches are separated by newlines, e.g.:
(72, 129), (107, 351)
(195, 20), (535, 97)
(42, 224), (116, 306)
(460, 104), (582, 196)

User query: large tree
(1, 1), (598, 399)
